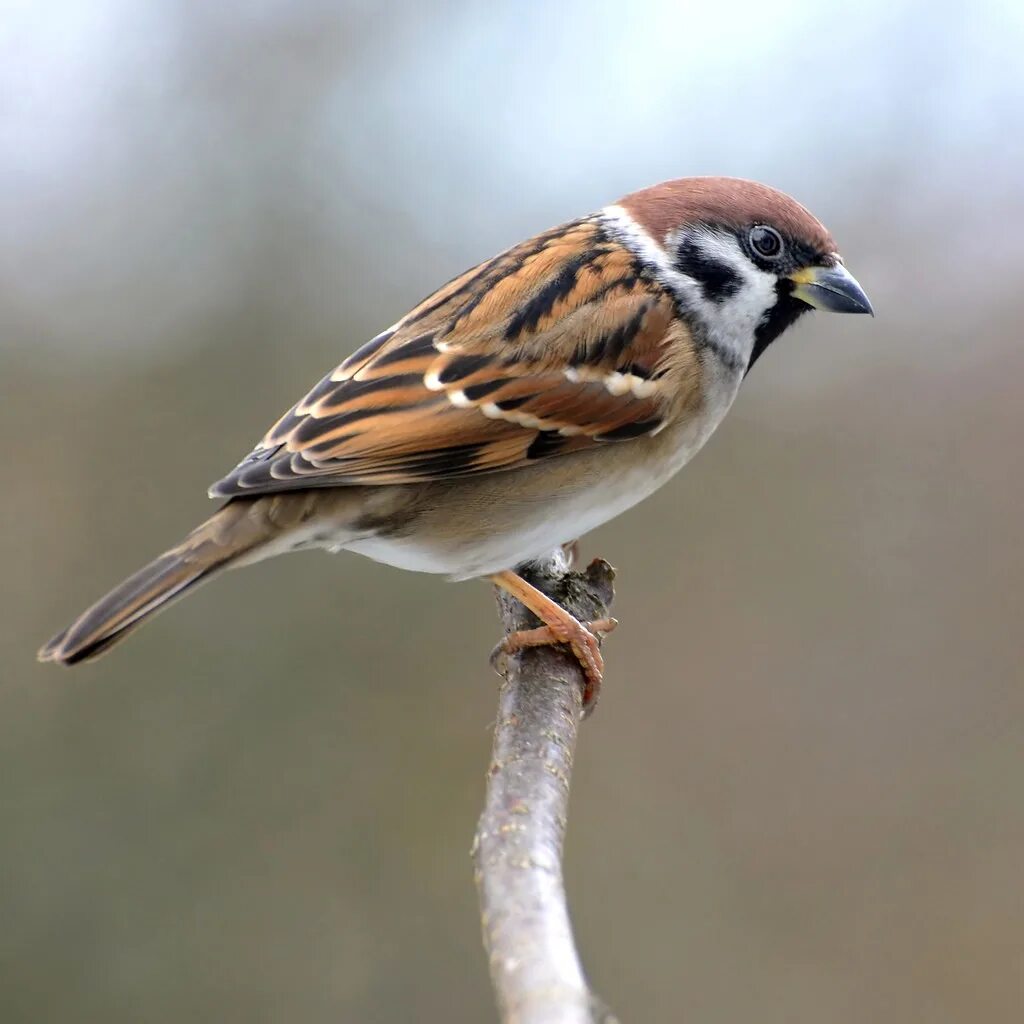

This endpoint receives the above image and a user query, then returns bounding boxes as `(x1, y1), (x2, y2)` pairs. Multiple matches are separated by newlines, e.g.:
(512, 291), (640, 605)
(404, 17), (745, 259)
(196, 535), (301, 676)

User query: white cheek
(719, 263), (777, 331)
(671, 230), (778, 368)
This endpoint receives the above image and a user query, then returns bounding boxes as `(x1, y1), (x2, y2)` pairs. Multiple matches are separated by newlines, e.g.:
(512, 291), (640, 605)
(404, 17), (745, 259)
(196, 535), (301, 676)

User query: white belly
(344, 455), (668, 578)
(342, 372), (740, 579)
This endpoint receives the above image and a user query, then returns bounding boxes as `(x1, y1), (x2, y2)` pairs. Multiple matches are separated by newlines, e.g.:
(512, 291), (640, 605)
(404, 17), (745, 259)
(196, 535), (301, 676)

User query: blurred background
(2, 1), (1023, 1020)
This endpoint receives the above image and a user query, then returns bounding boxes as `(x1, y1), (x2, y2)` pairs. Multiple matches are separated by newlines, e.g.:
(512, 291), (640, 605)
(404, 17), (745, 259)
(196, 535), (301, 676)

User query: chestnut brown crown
(618, 176), (836, 256)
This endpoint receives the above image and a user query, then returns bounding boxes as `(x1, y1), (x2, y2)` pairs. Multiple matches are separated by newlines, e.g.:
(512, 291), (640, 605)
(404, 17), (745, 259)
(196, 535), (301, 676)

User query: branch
(473, 548), (619, 1024)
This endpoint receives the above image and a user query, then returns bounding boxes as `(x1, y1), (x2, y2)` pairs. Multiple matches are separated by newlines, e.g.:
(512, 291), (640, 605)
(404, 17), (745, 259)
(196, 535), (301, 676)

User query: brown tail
(38, 499), (288, 666)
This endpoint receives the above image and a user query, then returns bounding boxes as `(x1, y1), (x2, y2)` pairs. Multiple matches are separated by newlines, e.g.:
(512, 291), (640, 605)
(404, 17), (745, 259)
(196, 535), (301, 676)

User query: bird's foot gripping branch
(489, 557), (617, 714)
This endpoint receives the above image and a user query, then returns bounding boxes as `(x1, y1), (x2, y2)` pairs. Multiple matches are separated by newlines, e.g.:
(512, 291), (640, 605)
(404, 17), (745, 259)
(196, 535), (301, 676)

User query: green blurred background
(3, 1), (1023, 1020)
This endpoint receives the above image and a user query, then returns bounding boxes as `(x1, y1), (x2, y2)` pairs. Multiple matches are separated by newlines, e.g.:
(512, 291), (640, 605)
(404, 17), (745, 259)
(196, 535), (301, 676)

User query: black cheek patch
(674, 239), (741, 303)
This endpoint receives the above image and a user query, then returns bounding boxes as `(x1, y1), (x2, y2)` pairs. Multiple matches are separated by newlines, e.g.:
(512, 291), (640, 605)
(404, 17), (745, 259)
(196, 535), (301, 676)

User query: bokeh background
(3, 1), (1023, 1020)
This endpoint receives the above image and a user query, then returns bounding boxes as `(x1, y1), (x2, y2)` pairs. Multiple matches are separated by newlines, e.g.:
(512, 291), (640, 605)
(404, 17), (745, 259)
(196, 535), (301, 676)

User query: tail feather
(38, 552), (221, 665)
(38, 500), (283, 666)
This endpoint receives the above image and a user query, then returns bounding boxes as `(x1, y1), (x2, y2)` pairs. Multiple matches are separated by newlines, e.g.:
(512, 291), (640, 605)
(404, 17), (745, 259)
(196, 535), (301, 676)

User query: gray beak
(788, 263), (873, 315)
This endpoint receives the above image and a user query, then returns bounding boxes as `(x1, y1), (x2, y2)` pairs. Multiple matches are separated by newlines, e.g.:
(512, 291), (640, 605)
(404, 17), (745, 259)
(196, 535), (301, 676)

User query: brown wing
(209, 218), (702, 497)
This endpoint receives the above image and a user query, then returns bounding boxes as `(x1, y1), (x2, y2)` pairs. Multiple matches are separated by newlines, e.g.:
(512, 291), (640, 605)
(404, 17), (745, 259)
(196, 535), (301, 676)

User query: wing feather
(210, 218), (702, 497)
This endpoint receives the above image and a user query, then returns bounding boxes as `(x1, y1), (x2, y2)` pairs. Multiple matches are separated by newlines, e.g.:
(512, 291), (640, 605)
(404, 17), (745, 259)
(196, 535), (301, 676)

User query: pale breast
(341, 363), (742, 579)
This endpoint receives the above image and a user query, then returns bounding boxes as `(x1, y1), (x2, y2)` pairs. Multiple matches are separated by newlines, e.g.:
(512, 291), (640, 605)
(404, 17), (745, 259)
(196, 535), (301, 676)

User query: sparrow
(39, 176), (872, 707)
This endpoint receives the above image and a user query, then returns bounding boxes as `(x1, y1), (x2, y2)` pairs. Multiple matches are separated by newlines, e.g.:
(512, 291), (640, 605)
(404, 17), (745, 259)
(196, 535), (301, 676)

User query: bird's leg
(490, 569), (617, 712)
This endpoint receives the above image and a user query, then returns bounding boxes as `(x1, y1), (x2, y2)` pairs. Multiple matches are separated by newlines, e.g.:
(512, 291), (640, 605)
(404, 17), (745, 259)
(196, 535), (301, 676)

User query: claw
(490, 569), (616, 717)
(495, 617), (617, 714)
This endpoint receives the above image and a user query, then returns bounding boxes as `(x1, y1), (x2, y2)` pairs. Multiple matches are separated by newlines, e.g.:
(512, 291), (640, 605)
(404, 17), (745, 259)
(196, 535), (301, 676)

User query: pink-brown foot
(496, 617), (617, 714)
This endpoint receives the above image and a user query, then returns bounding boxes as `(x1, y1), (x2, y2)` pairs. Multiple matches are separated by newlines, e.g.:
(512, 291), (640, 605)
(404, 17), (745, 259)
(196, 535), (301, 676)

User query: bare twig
(473, 548), (618, 1024)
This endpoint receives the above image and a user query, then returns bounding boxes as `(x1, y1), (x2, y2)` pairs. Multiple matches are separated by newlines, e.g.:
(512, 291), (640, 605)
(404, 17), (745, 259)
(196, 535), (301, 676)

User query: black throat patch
(746, 283), (810, 373)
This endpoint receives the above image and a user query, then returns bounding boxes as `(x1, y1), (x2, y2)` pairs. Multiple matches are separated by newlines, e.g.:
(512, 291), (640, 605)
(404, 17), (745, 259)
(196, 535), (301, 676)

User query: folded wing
(210, 218), (701, 497)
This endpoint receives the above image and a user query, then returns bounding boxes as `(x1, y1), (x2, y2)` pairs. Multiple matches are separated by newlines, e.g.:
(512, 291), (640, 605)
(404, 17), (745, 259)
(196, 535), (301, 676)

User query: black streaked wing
(209, 218), (699, 497)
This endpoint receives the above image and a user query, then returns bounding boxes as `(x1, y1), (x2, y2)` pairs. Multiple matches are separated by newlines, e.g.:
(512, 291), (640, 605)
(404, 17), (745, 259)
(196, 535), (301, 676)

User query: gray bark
(473, 549), (618, 1024)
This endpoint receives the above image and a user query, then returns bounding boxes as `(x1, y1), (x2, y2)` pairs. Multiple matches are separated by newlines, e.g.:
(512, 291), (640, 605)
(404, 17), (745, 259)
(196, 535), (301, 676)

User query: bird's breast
(341, 364), (743, 579)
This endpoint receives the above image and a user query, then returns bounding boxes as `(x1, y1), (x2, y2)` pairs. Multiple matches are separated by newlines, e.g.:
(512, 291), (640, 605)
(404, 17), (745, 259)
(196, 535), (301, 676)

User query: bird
(38, 176), (872, 707)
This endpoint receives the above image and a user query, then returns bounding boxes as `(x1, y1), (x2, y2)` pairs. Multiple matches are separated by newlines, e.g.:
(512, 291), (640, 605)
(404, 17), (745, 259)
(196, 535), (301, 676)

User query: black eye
(749, 225), (783, 259)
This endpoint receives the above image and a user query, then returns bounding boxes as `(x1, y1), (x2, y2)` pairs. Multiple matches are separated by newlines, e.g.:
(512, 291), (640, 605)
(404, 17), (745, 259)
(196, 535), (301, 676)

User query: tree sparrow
(39, 177), (872, 706)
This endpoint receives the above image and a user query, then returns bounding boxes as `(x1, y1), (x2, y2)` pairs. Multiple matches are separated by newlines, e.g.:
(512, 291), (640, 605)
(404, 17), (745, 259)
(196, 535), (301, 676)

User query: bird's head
(611, 176), (872, 371)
